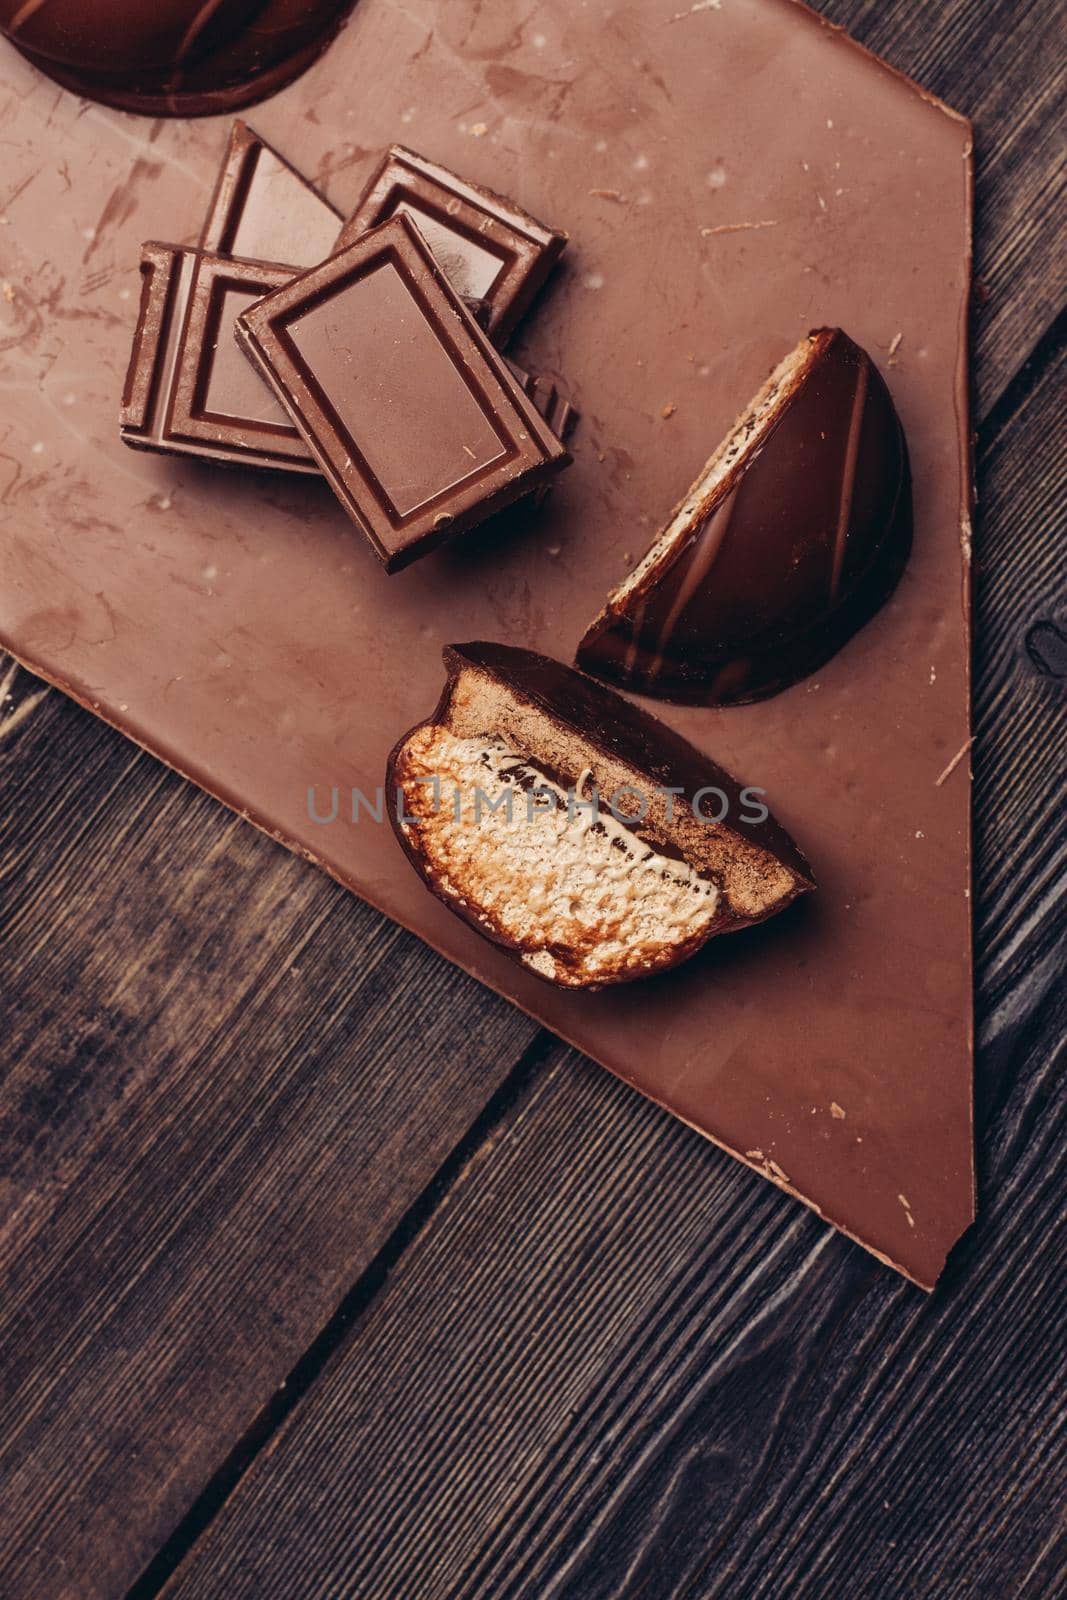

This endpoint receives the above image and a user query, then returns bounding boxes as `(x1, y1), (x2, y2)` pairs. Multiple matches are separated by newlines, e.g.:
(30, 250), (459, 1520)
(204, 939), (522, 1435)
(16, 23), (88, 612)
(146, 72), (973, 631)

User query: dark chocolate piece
(390, 644), (814, 988)
(577, 329), (912, 706)
(235, 213), (570, 571)
(120, 244), (318, 473)
(336, 145), (567, 341)
(0, 0), (356, 116)
(546, 387), (579, 446)
(200, 120), (343, 267)
(505, 363), (578, 440)
(118, 243), (565, 483)
(505, 362), (580, 504)
(464, 297), (494, 332)
(504, 359), (541, 403)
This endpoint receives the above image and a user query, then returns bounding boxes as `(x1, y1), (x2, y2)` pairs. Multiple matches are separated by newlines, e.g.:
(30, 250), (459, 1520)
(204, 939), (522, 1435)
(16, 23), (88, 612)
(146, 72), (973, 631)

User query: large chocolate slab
(337, 145), (567, 341)
(237, 214), (569, 569)
(0, 0), (973, 1287)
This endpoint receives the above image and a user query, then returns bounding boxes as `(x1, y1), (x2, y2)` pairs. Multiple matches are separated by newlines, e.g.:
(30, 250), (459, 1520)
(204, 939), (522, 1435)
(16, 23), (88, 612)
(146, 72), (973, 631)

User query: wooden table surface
(1, 2), (1064, 1597)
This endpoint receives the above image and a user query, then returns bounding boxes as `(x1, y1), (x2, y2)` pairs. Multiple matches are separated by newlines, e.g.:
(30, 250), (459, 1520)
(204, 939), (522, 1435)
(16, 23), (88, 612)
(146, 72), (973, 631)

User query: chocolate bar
(337, 145), (567, 341)
(0, 0), (356, 117)
(118, 121), (572, 487)
(577, 329), (912, 705)
(236, 213), (571, 571)
(390, 644), (814, 989)
(120, 244), (318, 472)
(120, 120), (346, 472)
(200, 120), (343, 267)
(119, 251), (569, 481)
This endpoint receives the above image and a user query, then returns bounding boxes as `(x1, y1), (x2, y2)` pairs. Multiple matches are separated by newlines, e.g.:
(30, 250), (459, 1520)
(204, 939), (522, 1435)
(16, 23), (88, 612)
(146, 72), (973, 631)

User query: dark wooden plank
(0, 677), (544, 1600)
(815, 0), (1066, 419)
(152, 1019), (1065, 1600)
(969, 341), (1067, 1041)
(148, 302), (1067, 1600)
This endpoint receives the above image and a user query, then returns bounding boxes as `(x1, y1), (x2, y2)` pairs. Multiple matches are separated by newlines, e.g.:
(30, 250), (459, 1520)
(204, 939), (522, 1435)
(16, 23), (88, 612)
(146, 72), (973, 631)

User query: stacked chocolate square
(121, 123), (576, 570)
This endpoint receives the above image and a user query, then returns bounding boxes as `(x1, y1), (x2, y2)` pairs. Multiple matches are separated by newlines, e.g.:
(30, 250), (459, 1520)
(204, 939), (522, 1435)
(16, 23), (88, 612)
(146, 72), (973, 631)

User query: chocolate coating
(577, 329), (913, 706)
(0, 0), (357, 117)
(444, 643), (814, 890)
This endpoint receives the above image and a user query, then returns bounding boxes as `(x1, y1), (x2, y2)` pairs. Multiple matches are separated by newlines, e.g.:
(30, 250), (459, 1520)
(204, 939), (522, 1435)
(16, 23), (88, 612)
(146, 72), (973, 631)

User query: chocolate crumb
(700, 220), (778, 236)
(935, 738), (974, 787)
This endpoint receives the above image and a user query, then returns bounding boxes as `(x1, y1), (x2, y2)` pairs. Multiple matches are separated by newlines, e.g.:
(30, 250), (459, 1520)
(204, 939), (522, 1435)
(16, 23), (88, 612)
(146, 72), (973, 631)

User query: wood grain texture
(154, 1013), (1065, 1600)
(970, 340), (1066, 1097)
(813, 0), (1067, 419)
(0, 677), (543, 1600)
(0, 0), (1063, 1596)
